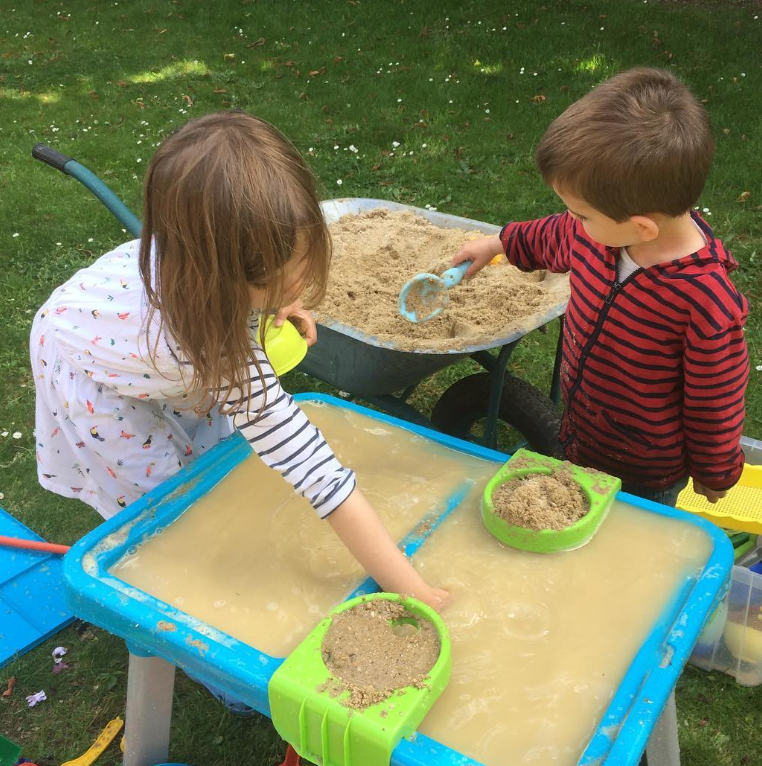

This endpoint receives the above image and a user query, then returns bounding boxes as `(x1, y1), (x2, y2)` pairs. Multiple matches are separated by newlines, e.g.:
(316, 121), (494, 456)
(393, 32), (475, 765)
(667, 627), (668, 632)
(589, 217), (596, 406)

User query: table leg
(123, 651), (176, 766)
(640, 690), (681, 766)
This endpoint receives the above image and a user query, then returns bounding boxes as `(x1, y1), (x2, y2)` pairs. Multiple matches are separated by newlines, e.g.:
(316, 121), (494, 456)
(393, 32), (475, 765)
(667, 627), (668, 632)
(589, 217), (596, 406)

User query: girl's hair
(139, 111), (330, 414)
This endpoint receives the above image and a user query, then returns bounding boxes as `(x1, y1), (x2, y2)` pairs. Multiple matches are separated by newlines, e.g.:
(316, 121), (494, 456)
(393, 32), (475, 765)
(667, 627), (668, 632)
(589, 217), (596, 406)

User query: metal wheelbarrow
(32, 145), (568, 455)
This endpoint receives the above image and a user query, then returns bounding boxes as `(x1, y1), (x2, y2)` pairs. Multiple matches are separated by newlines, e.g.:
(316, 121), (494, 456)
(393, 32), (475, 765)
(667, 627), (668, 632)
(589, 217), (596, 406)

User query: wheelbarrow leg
(550, 316), (564, 406)
(123, 647), (175, 766)
(483, 343), (516, 449)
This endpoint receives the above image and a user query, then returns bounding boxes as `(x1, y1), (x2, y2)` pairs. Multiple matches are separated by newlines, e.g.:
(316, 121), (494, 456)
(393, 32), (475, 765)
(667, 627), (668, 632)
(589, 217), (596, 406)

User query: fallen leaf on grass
(737, 191), (751, 202)
(531, 94), (546, 104)
(249, 37), (266, 47)
(2, 676), (14, 698)
(214, 88), (227, 93)
(224, 53), (236, 61)
(181, 94), (193, 106)
(116, 80), (129, 87)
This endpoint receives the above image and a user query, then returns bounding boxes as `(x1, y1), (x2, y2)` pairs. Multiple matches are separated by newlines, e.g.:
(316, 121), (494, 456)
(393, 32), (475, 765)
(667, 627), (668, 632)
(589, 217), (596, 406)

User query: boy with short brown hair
(455, 68), (748, 505)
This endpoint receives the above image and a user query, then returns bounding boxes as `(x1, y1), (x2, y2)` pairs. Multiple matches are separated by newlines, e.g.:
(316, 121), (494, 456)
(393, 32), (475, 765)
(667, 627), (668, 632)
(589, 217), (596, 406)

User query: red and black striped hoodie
(500, 210), (749, 491)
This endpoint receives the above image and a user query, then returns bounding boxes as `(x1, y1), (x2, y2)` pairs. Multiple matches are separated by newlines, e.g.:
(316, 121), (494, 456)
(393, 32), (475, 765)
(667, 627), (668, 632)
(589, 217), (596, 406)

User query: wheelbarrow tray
(303, 199), (569, 397)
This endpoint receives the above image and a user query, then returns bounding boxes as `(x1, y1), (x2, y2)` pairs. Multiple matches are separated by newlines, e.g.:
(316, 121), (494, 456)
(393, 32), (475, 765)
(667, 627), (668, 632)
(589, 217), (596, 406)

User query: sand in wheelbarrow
(491, 469), (589, 531)
(321, 599), (440, 709)
(320, 209), (569, 352)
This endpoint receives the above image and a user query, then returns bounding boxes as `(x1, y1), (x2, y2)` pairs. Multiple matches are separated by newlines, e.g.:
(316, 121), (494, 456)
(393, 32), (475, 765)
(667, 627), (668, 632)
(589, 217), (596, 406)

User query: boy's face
(554, 187), (650, 248)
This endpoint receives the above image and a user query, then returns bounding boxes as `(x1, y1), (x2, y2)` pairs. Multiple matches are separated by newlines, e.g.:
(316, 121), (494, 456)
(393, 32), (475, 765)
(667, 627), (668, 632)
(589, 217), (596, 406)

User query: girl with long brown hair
(31, 112), (448, 616)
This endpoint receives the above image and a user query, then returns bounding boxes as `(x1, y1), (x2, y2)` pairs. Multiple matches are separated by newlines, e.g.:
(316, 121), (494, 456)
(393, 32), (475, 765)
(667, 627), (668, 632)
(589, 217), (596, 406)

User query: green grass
(0, 0), (760, 764)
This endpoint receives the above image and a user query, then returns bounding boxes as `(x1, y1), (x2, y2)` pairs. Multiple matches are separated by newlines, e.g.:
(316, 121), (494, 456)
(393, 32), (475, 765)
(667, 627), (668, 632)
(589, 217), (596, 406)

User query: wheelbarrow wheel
(431, 372), (564, 458)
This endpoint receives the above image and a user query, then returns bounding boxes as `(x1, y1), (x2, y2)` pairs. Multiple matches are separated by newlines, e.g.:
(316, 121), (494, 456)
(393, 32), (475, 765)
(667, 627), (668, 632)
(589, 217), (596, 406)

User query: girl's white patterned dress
(30, 240), (355, 519)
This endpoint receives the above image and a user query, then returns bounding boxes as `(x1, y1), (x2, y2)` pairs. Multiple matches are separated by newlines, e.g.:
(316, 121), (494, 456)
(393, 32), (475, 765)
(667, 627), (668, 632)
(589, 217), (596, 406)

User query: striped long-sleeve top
(30, 239), (355, 519)
(500, 211), (748, 491)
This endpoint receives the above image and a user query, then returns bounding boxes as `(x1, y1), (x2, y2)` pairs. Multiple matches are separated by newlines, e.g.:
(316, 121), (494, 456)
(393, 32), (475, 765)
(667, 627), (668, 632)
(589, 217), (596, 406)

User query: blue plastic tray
(63, 395), (733, 766)
(0, 508), (75, 669)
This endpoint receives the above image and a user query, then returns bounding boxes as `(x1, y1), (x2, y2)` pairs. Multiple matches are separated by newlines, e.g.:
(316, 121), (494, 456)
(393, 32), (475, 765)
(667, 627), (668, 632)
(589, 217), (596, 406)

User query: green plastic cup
(481, 448), (621, 553)
(257, 317), (308, 376)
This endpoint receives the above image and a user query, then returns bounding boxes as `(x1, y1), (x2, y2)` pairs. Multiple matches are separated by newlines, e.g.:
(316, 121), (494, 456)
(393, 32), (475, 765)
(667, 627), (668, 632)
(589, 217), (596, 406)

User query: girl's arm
(327, 488), (448, 611)
(231, 347), (448, 610)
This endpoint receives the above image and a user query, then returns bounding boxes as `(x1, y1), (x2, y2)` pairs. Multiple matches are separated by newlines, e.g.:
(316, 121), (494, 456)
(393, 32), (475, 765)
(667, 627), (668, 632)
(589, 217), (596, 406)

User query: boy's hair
(536, 68), (715, 221)
(139, 111), (330, 413)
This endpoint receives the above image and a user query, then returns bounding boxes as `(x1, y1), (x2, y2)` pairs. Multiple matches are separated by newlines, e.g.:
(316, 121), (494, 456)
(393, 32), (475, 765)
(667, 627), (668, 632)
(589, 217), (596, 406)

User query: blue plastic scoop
(399, 260), (472, 323)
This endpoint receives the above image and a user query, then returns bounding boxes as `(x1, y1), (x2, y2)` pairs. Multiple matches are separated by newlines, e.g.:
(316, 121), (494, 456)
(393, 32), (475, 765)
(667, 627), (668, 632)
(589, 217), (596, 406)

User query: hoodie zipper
(564, 268), (643, 436)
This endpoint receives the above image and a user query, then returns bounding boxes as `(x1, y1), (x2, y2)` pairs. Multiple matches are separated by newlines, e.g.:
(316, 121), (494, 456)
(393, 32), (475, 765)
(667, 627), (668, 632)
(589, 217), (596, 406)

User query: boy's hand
(451, 234), (503, 280)
(692, 479), (728, 504)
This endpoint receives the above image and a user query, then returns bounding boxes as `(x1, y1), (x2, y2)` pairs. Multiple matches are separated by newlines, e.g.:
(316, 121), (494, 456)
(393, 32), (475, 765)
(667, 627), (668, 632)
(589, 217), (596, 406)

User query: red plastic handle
(0, 535), (70, 555)
(277, 746), (302, 766)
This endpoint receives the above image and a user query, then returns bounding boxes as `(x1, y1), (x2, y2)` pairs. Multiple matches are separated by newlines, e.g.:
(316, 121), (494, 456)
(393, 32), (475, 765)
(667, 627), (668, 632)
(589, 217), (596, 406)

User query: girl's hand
(693, 479), (727, 504)
(275, 300), (318, 346)
(417, 585), (450, 613)
(451, 234), (503, 280)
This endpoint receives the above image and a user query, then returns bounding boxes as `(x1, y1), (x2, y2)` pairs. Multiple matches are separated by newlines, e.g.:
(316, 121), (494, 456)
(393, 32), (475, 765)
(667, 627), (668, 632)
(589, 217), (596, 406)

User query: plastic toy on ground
(0, 735), (21, 766)
(269, 593), (451, 766)
(277, 746), (302, 766)
(60, 717), (124, 766)
(0, 508), (75, 670)
(481, 448), (621, 553)
(691, 564), (762, 687)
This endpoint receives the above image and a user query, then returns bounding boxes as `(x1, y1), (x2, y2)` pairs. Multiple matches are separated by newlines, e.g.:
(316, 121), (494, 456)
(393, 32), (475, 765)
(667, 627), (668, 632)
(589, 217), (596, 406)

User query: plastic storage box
(690, 565), (762, 686)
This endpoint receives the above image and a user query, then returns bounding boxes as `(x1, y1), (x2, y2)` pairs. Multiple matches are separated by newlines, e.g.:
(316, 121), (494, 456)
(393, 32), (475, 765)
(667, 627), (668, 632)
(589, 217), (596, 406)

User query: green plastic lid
(482, 448), (621, 553)
(257, 317), (308, 376)
(269, 593), (451, 766)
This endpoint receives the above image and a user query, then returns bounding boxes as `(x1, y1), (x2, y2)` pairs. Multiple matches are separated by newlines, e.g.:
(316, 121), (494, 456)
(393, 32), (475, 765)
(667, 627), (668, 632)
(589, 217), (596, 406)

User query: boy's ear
(630, 214), (660, 243)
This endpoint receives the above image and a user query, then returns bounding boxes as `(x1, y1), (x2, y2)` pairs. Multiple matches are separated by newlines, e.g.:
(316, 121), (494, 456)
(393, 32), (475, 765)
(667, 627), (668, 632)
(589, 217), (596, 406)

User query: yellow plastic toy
(677, 464), (762, 535)
(724, 622), (762, 664)
(257, 318), (308, 377)
(59, 717), (123, 766)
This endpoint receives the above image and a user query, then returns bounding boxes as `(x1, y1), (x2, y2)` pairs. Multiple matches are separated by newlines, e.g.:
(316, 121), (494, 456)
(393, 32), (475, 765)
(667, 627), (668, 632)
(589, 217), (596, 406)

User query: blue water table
(62, 395), (732, 766)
